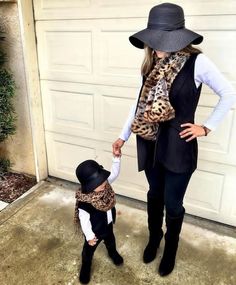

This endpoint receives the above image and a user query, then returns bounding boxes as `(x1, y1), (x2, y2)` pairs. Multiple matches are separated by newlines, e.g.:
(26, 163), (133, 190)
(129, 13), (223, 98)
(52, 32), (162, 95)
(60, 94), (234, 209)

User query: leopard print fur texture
(74, 182), (116, 228)
(131, 51), (190, 140)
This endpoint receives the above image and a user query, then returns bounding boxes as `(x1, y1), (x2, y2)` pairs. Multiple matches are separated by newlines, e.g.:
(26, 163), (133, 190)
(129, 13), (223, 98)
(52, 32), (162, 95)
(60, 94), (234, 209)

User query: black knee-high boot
(79, 241), (98, 284)
(143, 194), (164, 263)
(158, 209), (185, 276)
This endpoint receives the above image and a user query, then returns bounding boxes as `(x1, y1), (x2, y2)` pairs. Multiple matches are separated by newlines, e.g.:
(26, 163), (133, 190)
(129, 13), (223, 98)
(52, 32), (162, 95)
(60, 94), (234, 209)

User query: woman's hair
(141, 45), (202, 76)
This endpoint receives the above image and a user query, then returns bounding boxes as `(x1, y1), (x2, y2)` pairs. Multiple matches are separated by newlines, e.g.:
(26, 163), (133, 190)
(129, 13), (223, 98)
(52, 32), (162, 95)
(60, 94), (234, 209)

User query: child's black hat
(75, 160), (110, 193)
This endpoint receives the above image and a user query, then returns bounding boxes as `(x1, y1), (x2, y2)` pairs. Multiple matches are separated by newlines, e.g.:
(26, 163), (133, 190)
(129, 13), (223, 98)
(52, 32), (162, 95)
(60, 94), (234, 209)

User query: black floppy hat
(129, 3), (203, 52)
(75, 160), (110, 193)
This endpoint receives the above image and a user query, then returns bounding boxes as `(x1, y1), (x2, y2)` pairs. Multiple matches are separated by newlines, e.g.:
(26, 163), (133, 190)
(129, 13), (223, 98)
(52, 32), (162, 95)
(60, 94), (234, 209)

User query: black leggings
(144, 161), (193, 217)
(81, 223), (116, 263)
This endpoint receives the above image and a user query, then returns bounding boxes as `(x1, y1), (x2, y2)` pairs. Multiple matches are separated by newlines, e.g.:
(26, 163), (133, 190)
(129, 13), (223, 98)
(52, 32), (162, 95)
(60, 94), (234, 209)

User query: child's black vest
(79, 202), (116, 239)
(136, 54), (202, 173)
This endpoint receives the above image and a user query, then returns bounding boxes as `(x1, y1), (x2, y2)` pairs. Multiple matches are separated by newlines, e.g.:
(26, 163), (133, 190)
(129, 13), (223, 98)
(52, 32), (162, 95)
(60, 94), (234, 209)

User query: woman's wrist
(201, 125), (211, 136)
(118, 138), (125, 143)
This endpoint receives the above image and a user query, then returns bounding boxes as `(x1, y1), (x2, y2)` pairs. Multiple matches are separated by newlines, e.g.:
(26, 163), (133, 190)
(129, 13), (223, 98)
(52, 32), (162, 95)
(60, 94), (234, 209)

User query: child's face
(94, 180), (107, 192)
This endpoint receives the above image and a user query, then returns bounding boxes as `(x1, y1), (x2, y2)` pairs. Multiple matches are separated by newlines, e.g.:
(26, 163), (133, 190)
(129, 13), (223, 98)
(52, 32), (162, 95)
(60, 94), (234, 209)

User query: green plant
(0, 69), (16, 142)
(0, 30), (16, 175)
(0, 158), (11, 174)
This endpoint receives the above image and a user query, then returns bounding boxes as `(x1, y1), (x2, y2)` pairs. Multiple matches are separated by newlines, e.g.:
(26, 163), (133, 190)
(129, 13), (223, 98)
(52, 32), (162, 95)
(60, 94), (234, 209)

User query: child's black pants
(81, 223), (116, 263)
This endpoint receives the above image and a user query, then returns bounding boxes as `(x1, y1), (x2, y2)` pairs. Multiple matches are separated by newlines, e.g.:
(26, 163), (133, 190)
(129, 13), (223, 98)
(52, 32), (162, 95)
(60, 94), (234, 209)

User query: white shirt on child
(78, 157), (121, 241)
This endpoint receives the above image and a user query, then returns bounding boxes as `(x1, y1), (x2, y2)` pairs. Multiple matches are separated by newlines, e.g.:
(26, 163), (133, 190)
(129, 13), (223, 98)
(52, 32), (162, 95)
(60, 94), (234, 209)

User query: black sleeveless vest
(79, 201), (116, 239)
(136, 54), (202, 173)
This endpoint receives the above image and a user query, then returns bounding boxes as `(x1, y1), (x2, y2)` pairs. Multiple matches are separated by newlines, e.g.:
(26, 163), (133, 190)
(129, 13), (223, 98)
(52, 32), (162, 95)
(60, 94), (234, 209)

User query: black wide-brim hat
(129, 3), (203, 52)
(76, 160), (110, 193)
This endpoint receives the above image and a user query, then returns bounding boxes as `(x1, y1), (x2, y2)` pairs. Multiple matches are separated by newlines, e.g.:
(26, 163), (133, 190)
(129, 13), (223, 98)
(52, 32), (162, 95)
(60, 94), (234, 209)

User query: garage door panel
(101, 95), (134, 133)
(171, 0), (236, 15)
(34, 0), (159, 20)
(200, 31), (236, 79)
(232, 208), (236, 220)
(100, 31), (142, 77)
(97, 0), (157, 7)
(40, 0), (91, 9)
(41, 81), (138, 144)
(36, 21), (94, 82)
(187, 15), (236, 31)
(34, 0), (236, 20)
(41, 81), (95, 134)
(196, 107), (236, 165)
(185, 161), (236, 225)
(53, 90), (94, 130)
(46, 133), (97, 182)
(97, 19), (146, 85)
(185, 170), (224, 214)
(36, 19), (144, 86)
(45, 31), (92, 73)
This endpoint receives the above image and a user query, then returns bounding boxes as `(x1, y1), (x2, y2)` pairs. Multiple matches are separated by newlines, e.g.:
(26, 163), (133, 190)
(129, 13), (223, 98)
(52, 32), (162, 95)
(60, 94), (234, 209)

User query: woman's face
(155, 50), (170, 59)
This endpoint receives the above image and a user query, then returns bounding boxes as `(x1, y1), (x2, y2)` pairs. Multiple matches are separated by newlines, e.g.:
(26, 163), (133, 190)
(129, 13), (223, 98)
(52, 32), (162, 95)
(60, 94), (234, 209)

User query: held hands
(112, 138), (125, 157)
(179, 123), (210, 142)
(88, 236), (98, 246)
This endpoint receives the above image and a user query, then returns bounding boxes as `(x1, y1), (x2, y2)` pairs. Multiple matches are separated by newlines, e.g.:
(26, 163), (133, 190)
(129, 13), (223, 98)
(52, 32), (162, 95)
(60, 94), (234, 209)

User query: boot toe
(143, 245), (157, 263)
(113, 255), (124, 265)
(158, 259), (175, 276)
(79, 272), (90, 284)
(109, 251), (124, 265)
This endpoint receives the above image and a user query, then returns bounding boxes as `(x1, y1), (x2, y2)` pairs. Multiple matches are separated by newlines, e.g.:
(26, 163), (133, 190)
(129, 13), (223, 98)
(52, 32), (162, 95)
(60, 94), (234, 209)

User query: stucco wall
(0, 1), (36, 175)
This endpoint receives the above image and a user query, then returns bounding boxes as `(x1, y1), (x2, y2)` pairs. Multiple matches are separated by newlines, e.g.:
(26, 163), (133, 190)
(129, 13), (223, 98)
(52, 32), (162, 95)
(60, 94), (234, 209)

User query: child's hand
(112, 138), (124, 157)
(88, 236), (98, 246)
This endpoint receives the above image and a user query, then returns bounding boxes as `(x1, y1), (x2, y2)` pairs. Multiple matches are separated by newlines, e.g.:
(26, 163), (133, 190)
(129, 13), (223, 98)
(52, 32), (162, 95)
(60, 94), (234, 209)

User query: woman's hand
(179, 123), (210, 142)
(88, 236), (98, 246)
(112, 138), (125, 156)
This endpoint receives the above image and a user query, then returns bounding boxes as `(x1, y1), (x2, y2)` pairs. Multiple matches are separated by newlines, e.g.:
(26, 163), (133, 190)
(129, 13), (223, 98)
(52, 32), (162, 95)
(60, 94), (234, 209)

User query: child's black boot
(108, 249), (124, 265)
(79, 260), (92, 284)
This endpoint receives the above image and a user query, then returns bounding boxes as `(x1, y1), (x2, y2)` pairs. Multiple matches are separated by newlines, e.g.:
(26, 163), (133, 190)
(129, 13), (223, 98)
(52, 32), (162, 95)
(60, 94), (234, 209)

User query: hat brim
(81, 169), (110, 193)
(129, 28), (203, 52)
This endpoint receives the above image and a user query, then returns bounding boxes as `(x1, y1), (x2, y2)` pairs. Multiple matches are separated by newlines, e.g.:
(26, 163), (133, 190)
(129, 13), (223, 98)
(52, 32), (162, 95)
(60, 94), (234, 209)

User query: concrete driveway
(0, 181), (236, 285)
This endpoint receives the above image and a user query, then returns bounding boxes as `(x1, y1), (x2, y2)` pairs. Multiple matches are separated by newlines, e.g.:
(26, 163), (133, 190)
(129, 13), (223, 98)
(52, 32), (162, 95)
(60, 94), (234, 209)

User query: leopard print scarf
(131, 51), (190, 140)
(74, 182), (116, 227)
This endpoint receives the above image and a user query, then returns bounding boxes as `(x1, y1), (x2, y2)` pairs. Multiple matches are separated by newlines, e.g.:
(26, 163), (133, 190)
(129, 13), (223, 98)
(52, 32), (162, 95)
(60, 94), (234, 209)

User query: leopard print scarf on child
(74, 182), (116, 227)
(131, 51), (190, 140)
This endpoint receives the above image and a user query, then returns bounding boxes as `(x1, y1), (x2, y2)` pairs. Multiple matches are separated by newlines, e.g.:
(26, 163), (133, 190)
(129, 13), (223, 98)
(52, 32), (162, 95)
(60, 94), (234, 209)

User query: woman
(112, 3), (236, 277)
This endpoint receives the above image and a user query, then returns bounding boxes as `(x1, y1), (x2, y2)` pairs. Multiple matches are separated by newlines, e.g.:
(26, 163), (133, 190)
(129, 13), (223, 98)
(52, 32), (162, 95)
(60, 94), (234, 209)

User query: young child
(74, 157), (123, 284)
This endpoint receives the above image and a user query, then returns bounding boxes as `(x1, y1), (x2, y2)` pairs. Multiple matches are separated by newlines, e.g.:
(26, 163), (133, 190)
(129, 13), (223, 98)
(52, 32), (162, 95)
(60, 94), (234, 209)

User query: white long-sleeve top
(119, 53), (236, 141)
(78, 157), (120, 241)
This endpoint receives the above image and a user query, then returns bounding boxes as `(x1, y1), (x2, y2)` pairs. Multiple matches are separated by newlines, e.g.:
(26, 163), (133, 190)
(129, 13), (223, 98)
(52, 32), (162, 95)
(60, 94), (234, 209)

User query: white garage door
(33, 0), (236, 226)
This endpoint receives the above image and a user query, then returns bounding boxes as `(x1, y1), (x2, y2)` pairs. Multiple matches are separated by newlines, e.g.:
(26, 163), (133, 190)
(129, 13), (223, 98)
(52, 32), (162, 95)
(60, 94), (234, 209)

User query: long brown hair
(141, 45), (202, 76)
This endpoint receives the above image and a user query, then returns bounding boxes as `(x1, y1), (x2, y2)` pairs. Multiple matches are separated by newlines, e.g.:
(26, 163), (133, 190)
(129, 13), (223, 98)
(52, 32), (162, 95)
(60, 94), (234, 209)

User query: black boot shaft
(147, 194), (164, 237)
(159, 210), (185, 276)
(143, 194), (165, 263)
(165, 210), (185, 241)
